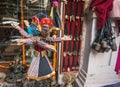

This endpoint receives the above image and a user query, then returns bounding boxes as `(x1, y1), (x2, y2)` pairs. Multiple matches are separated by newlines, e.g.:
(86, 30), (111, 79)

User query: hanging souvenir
(92, 19), (117, 52)
(89, 0), (113, 30)
(11, 13), (61, 81)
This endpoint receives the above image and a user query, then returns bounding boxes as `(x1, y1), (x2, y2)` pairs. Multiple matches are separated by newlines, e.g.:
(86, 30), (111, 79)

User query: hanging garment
(110, 0), (120, 19)
(115, 20), (120, 73)
(115, 46), (120, 74)
(89, 0), (113, 29)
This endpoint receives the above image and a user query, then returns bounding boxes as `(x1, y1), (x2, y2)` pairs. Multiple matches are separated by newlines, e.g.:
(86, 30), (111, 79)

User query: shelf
(0, 26), (13, 28)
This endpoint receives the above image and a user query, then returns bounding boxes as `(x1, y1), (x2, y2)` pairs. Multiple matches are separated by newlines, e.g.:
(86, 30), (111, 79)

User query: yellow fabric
(41, 51), (46, 57)
(27, 71), (55, 81)
(50, 7), (54, 19)
(37, 25), (41, 31)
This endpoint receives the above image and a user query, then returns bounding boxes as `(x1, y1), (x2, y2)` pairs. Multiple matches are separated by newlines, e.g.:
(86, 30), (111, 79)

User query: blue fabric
(27, 26), (39, 36)
(30, 56), (33, 63)
(38, 55), (52, 77)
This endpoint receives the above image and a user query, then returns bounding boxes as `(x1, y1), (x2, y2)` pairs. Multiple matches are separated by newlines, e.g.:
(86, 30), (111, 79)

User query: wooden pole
(21, 0), (26, 64)
(0, 65), (9, 69)
(79, 0), (86, 69)
(52, 42), (57, 80)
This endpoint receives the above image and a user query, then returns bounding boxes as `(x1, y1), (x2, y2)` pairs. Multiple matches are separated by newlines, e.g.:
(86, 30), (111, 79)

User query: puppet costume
(15, 13), (62, 80)
(27, 26), (39, 36)
(27, 50), (55, 81)
(11, 12), (62, 81)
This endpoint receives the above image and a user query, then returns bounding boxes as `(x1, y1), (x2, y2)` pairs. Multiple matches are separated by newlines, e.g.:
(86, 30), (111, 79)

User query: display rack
(0, 0), (52, 68)
(60, 0), (85, 73)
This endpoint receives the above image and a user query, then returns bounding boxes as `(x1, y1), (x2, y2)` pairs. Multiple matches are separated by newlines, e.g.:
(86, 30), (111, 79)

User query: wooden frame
(0, 0), (25, 68)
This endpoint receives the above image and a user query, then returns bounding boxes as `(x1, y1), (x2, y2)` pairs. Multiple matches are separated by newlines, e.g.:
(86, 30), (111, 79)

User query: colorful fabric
(46, 37), (62, 42)
(34, 43), (46, 52)
(89, 0), (113, 29)
(27, 54), (55, 80)
(115, 46), (120, 73)
(27, 55), (40, 77)
(18, 25), (57, 80)
(27, 26), (39, 36)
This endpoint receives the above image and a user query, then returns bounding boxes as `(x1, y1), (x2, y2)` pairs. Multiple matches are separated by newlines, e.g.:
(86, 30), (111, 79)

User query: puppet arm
(46, 37), (62, 42)
(11, 38), (34, 45)
(11, 22), (32, 38)
(37, 40), (56, 52)
(24, 20), (30, 28)
(61, 35), (71, 40)
(46, 35), (71, 42)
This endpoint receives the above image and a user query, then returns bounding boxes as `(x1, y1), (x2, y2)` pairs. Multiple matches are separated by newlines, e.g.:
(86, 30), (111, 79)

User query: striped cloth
(27, 55), (40, 77)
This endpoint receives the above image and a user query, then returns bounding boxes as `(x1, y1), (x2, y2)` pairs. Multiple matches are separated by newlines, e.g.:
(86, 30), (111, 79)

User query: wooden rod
(21, 0), (26, 65)
(52, 42), (57, 80)
(0, 65), (9, 69)
(0, 26), (13, 28)
(79, 1), (86, 68)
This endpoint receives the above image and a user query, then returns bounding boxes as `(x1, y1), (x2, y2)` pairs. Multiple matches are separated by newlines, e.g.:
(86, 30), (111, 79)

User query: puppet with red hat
(11, 12), (62, 81)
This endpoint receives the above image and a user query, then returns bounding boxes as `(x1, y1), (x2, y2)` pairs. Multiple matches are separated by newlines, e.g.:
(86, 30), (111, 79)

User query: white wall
(85, 18), (120, 87)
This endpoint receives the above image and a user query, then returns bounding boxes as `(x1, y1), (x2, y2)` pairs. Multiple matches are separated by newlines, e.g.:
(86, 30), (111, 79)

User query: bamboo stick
(52, 42), (57, 80)
(21, 0), (26, 65)
(0, 65), (9, 69)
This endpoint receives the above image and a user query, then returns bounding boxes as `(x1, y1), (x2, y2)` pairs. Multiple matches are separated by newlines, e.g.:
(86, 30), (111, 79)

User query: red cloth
(65, 19), (71, 35)
(67, 0), (73, 16)
(115, 46), (120, 73)
(34, 43), (46, 52)
(89, 0), (113, 29)
(77, 0), (84, 17)
(71, 20), (76, 40)
(74, 0), (78, 16)
(76, 18), (81, 37)
(63, 54), (69, 72)
(69, 54), (73, 71)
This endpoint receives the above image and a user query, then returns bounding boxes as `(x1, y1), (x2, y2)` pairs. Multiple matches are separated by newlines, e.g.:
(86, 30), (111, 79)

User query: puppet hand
(62, 35), (71, 40)
(11, 39), (26, 45)
(24, 20), (30, 27)
(11, 22), (21, 30)
(29, 0), (38, 3)
(46, 45), (56, 52)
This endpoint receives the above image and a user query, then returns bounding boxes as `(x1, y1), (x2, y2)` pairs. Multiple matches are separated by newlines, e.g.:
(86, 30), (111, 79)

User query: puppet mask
(40, 17), (53, 36)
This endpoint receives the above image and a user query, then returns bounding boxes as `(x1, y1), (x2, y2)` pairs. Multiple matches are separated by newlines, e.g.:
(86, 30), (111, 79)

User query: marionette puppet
(23, 13), (47, 63)
(11, 12), (70, 81)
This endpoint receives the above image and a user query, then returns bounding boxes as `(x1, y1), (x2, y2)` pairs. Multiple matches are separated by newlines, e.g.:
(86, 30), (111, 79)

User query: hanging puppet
(11, 12), (70, 81)
(23, 13), (47, 63)
(12, 13), (61, 80)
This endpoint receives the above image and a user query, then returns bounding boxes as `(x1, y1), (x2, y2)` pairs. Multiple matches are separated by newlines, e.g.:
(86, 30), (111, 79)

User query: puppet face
(40, 18), (53, 37)
(41, 26), (50, 37)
